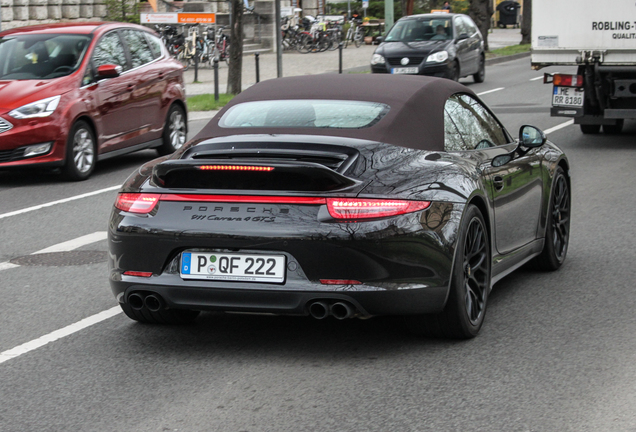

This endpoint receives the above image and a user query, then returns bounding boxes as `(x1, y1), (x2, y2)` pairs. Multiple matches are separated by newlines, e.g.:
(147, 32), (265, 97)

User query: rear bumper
(110, 278), (449, 317)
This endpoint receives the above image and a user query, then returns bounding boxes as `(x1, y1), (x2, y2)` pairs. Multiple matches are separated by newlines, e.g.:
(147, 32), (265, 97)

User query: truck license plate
(181, 251), (286, 283)
(552, 86), (584, 107)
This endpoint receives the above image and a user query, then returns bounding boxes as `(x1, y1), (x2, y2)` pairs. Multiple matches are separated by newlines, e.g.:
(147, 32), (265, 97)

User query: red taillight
(123, 271), (153, 277)
(326, 198), (430, 220)
(115, 193), (160, 214)
(197, 165), (275, 172)
(320, 279), (362, 285)
(553, 74), (584, 87)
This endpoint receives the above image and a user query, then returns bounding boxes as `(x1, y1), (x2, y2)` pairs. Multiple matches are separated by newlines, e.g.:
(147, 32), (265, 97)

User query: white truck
(531, 0), (636, 134)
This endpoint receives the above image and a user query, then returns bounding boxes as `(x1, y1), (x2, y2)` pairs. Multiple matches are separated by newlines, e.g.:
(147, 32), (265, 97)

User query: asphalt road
(2, 57), (636, 431)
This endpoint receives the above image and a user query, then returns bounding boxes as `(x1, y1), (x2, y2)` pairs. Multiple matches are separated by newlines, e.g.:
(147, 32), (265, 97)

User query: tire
(580, 124), (600, 134)
(120, 302), (200, 325)
(157, 104), (187, 156)
(531, 167), (570, 271)
(63, 120), (96, 181)
(404, 204), (491, 339)
(448, 60), (460, 81)
(176, 47), (190, 71)
(603, 119), (624, 134)
(354, 30), (363, 48)
(473, 55), (485, 83)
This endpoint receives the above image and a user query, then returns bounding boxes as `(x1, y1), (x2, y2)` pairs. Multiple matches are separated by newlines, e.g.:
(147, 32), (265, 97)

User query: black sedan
(371, 13), (485, 82)
(108, 75), (570, 339)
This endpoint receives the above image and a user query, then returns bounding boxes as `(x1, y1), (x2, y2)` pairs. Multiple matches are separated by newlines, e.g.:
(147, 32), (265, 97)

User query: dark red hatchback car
(0, 22), (187, 180)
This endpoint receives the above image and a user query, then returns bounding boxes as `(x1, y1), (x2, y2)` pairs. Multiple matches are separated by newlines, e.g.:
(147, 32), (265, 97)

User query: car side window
(444, 98), (469, 151)
(454, 17), (468, 37)
(144, 32), (163, 59)
(92, 31), (128, 71)
(444, 94), (508, 151)
(122, 29), (155, 69)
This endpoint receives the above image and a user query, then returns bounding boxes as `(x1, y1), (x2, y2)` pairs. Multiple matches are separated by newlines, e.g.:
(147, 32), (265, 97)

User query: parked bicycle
(212, 26), (231, 65)
(344, 18), (364, 48)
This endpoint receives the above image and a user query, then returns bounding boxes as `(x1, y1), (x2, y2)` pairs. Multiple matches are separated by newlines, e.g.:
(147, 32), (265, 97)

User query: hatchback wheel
(448, 61), (460, 81)
(63, 120), (96, 181)
(158, 104), (187, 155)
(473, 55), (485, 83)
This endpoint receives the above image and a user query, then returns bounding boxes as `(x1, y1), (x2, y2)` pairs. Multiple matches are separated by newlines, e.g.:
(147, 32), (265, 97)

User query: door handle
(493, 176), (504, 191)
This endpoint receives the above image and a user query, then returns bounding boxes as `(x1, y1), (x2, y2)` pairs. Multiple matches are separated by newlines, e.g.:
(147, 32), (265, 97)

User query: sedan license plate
(552, 86), (584, 107)
(391, 67), (419, 74)
(180, 252), (286, 283)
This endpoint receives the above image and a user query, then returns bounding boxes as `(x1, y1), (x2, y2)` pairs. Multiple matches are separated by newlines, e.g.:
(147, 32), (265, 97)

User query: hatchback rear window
(219, 99), (390, 129)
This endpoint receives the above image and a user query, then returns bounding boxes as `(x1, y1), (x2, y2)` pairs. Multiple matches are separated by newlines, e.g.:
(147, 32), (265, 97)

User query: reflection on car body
(108, 75), (570, 339)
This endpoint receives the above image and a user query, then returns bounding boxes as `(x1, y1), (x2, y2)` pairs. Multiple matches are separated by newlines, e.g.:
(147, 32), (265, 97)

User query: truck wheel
(580, 124), (600, 134)
(603, 120), (624, 135)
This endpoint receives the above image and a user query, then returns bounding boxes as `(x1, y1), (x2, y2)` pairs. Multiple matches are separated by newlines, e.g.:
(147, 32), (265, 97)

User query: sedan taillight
(326, 198), (430, 220)
(115, 193), (160, 214)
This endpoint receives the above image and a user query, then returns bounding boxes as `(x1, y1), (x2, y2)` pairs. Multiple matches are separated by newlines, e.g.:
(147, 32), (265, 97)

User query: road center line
(0, 185), (120, 220)
(0, 307), (122, 365)
(0, 231), (108, 271)
(477, 87), (505, 96)
(544, 120), (574, 135)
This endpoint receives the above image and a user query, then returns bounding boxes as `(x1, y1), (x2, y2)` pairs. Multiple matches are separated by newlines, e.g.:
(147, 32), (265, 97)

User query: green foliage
(187, 93), (235, 111)
(104, 0), (140, 23)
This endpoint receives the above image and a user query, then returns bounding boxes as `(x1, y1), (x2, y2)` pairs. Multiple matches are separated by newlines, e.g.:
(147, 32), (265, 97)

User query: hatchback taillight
(326, 198), (430, 220)
(115, 193), (160, 214)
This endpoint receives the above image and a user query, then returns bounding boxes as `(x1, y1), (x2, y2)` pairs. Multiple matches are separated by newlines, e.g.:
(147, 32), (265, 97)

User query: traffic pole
(255, 52), (260, 83)
(338, 42), (343, 74)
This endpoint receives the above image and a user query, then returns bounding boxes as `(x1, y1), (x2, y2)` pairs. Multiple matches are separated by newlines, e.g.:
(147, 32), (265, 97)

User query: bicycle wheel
(297, 34), (312, 53)
(176, 47), (189, 71)
(354, 29), (363, 48)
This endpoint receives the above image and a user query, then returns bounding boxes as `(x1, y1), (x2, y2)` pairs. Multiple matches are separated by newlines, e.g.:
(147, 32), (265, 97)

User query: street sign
(140, 13), (216, 24)
(362, 0), (369, 9)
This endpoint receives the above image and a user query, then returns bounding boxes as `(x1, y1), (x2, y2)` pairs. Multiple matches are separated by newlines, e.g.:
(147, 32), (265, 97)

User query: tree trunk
(469, 0), (494, 51)
(520, 0), (531, 45)
(227, 0), (244, 95)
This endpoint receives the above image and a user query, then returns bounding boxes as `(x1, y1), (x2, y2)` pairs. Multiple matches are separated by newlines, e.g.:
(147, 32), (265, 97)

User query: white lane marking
(530, 76), (544, 81)
(544, 120), (574, 135)
(0, 262), (19, 271)
(0, 231), (108, 271)
(0, 307), (122, 365)
(0, 185), (120, 220)
(477, 87), (505, 96)
(33, 231), (107, 254)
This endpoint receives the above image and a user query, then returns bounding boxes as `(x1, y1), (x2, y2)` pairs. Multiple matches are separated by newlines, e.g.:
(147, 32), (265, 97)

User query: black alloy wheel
(532, 167), (570, 270)
(404, 204), (491, 339)
(473, 55), (485, 83)
(63, 120), (96, 181)
(157, 104), (187, 156)
(448, 60), (460, 82)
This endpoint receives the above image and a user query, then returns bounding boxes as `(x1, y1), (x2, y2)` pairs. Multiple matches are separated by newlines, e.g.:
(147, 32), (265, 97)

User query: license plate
(391, 67), (419, 74)
(180, 251), (286, 283)
(552, 86), (584, 107)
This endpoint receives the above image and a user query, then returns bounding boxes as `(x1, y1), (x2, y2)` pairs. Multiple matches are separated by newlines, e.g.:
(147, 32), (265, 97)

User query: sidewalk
(185, 27), (523, 119)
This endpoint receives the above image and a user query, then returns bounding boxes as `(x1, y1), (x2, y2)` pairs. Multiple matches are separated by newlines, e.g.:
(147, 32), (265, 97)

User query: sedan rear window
(219, 100), (390, 129)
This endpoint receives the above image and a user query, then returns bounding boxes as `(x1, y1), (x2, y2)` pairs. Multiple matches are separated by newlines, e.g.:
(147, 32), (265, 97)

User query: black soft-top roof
(194, 74), (475, 152)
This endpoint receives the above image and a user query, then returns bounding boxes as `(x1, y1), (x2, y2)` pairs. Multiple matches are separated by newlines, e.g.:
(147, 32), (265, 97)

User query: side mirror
(456, 33), (469, 42)
(376, 36), (384, 43)
(96, 64), (122, 79)
(519, 125), (546, 148)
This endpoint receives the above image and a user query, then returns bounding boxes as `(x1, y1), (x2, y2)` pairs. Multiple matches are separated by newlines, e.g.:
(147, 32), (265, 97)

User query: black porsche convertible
(108, 74), (570, 338)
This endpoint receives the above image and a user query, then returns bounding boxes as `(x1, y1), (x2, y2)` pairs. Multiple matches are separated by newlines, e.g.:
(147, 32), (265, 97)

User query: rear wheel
(531, 167), (570, 271)
(157, 104), (187, 156)
(63, 120), (96, 181)
(354, 29), (363, 47)
(603, 119), (624, 134)
(448, 60), (460, 81)
(404, 204), (491, 339)
(580, 124), (601, 134)
(120, 302), (200, 325)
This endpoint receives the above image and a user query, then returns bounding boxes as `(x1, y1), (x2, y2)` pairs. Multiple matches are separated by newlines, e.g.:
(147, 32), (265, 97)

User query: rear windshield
(0, 34), (91, 80)
(219, 99), (390, 129)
